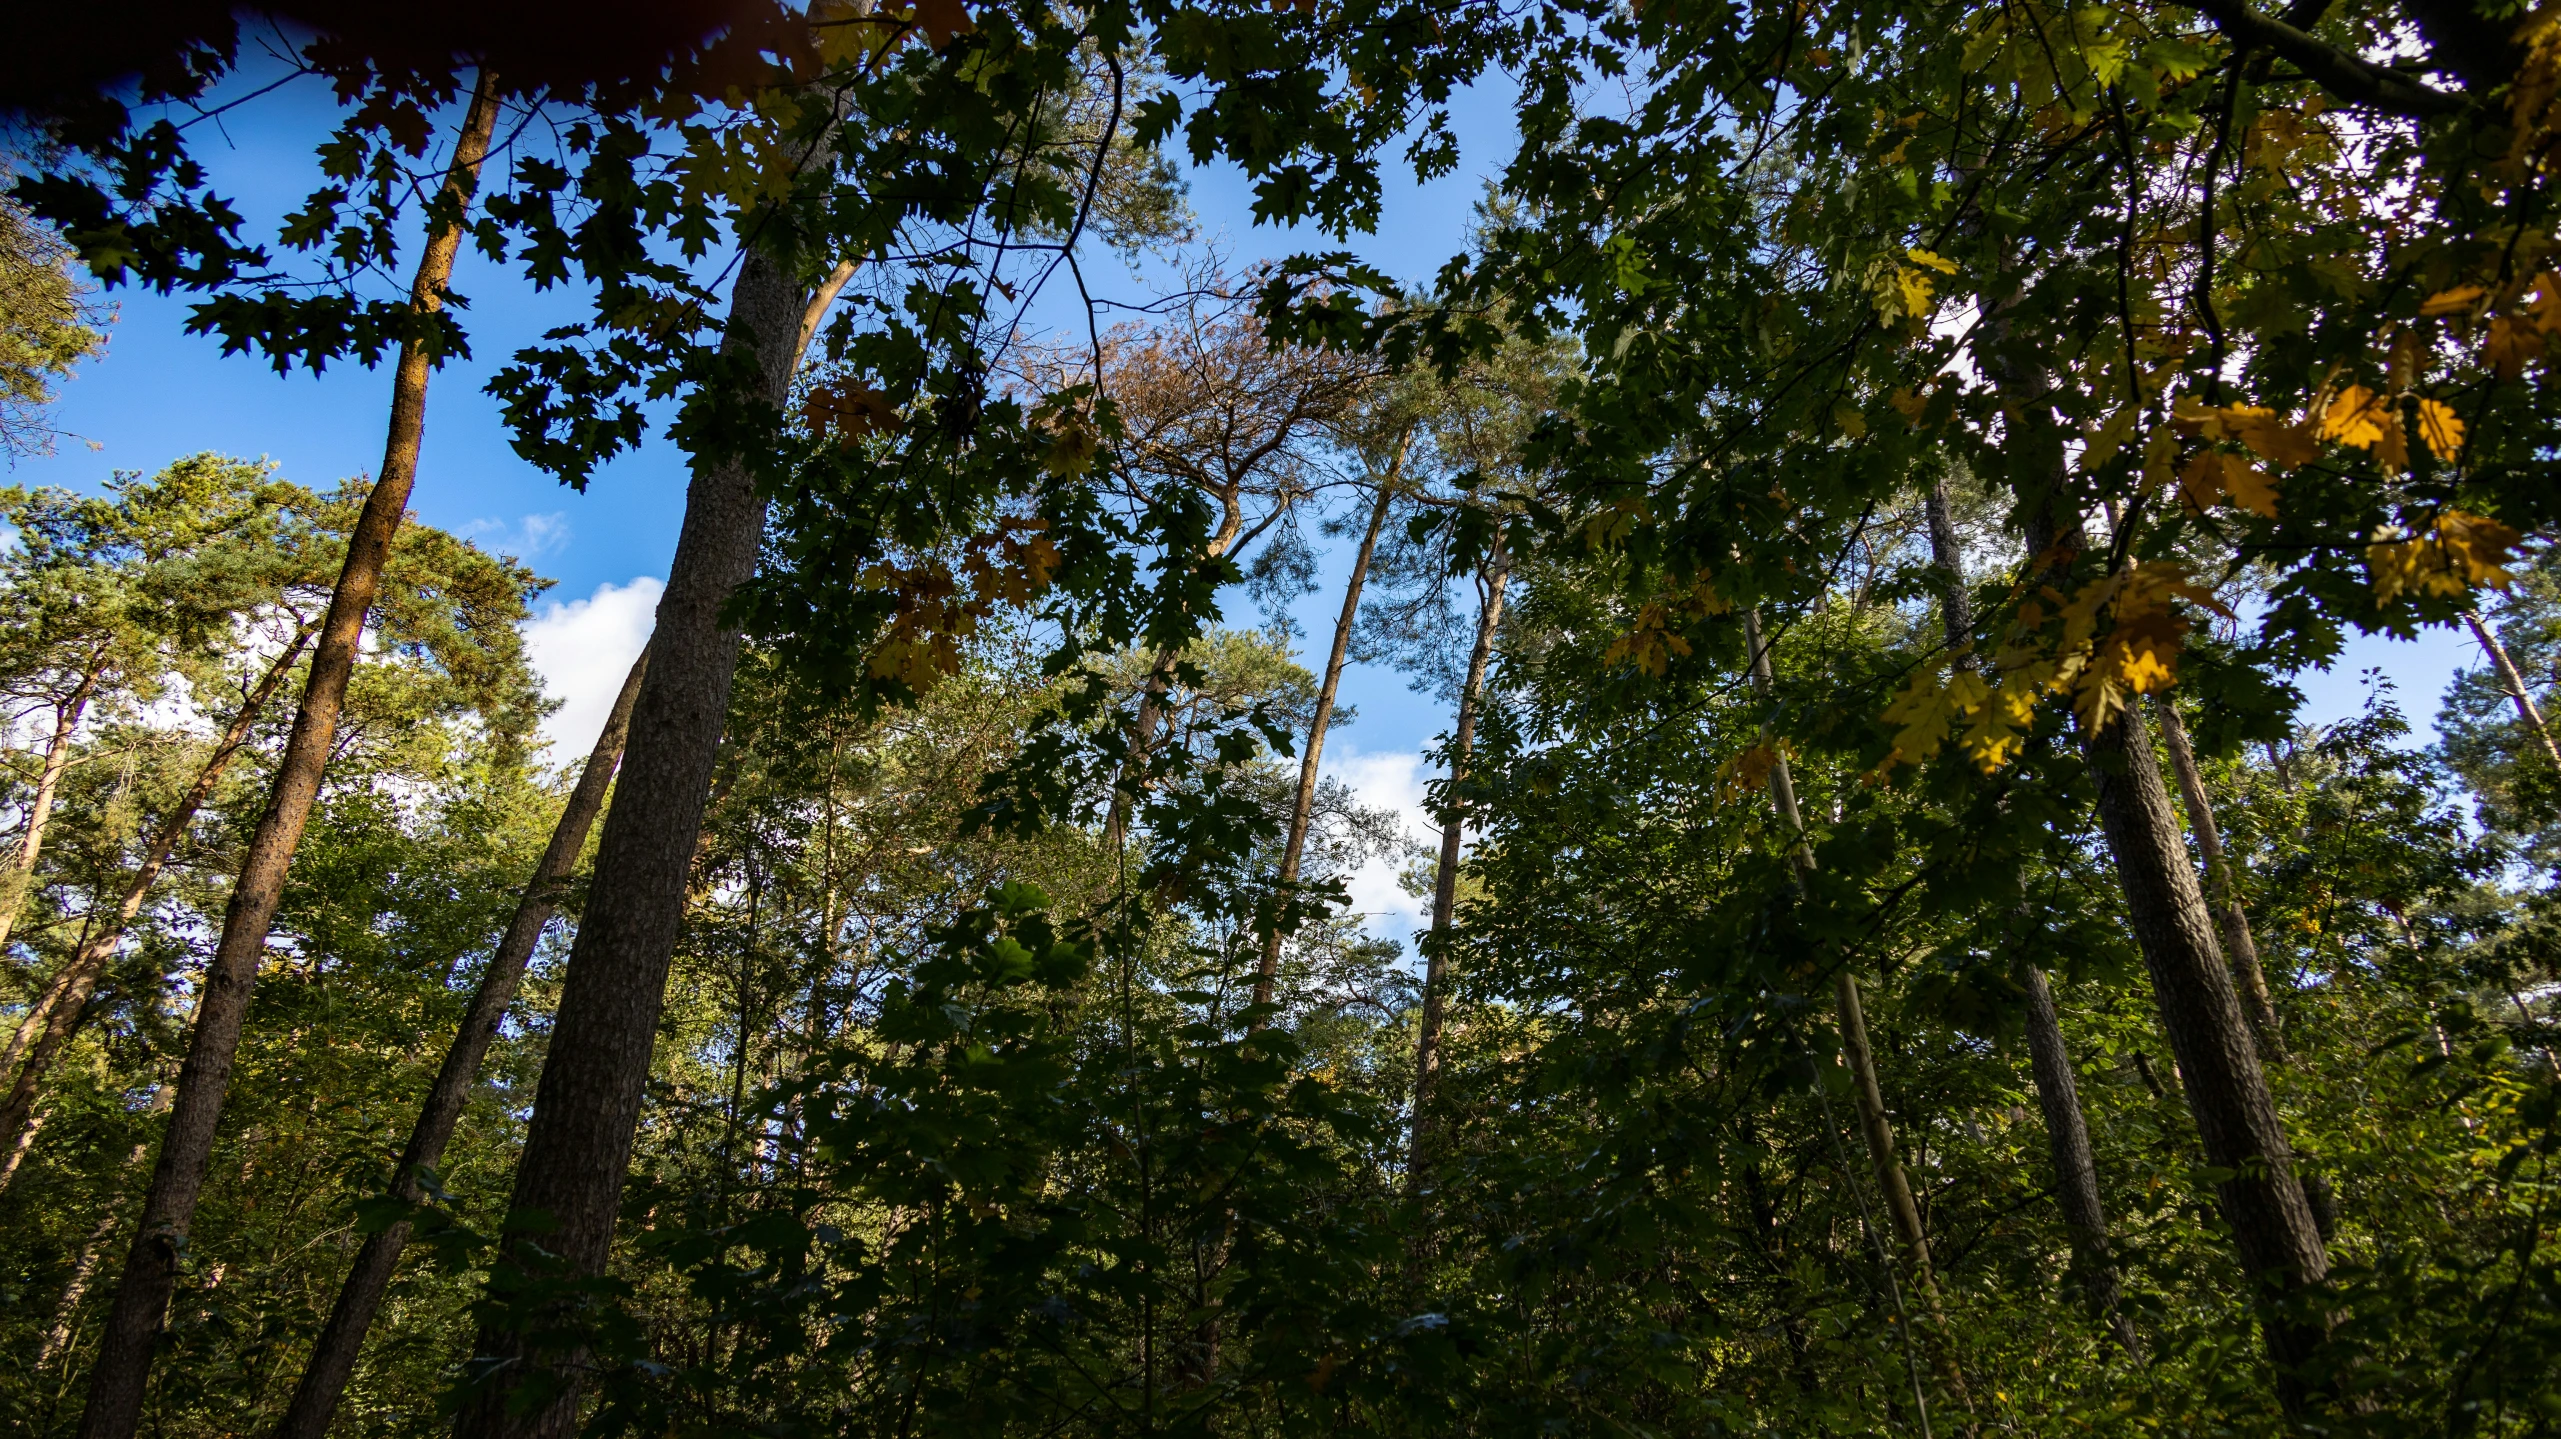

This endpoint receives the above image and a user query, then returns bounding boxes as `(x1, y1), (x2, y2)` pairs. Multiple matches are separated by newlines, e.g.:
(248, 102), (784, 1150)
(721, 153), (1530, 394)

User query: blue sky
(11, 61), (2481, 942)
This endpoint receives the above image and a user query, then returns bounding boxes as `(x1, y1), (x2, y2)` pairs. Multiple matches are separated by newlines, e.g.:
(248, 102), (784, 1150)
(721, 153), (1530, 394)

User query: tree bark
(2082, 703), (2330, 1389)
(2150, 697), (2284, 1058)
(1407, 547), (1508, 1181)
(451, 240), (817, 1439)
(2464, 608), (2561, 772)
(0, 624), (315, 1193)
(1254, 478), (1395, 1014)
(75, 73), (503, 1439)
(0, 654), (106, 958)
(274, 651), (646, 1439)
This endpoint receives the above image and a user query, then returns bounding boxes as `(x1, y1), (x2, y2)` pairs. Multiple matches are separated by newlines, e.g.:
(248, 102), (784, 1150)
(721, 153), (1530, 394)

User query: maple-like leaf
(2321, 384), (2388, 447)
(2413, 397), (2467, 460)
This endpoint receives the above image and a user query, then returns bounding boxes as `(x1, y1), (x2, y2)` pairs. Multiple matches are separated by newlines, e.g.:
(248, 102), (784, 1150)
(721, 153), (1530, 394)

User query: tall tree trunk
(1254, 477), (1396, 1014)
(2023, 511), (2333, 1403)
(1743, 607), (1941, 1298)
(2013, 958), (2140, 1357)
(75, 74), (503, 1439)
(452, 240), (827, 1439)
(2150, 698), (2284, 1058)
(1924, 479), (2133, 1351)
(2464, 607), (2561, 772)
(274, 651), (647, 1439)
(1408, 548), (1509, 1181)
(0, 655), (106, 958)
(0, 624), (315, 1193)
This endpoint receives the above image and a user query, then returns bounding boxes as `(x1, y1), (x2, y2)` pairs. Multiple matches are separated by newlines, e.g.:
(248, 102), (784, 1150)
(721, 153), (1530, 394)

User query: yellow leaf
(2367, 510), (2521, 603)
(2320, 384), (2387, 447)
(1834, 399), (1869, 438)
(2222, 460), (2281, 518)
(1906, 246), (1959, 274)
(2176, 450), (2224, 514)
(2221, 409), (2319, 469)
(2419, 284), (2488, 317)
(2082, 408), (2136, 471)
(2413, 397), (2466, 460)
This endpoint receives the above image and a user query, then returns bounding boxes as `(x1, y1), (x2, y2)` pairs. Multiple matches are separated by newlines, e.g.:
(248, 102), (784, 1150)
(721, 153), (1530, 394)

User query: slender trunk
(2464, 608), (2561, 772)
(274, 651), (646, 1439)
(1408, 550), (1509, 1181)
(2024, 504), (2332, 1398)
(2150, 698), (2284, 1057)
(453, 237), (828, 1439)
(75, 75), (503, 1439)
(1924, 480), (2133, 1349)
(2014, 958), (2141, 1357)
(0, 625), (315, 1193)
(0, 657), (106, 958)
(1255, 478), (1396, 1013)
(1746, 608), (1940, 1296)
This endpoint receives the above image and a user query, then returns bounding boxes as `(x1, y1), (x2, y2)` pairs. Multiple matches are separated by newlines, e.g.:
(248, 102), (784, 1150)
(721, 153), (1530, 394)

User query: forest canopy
(2, 0), (2560, 1435)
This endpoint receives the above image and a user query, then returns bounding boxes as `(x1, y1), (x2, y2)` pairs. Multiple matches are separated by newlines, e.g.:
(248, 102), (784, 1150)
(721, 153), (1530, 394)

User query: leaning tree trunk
(2023, 509), (2333, 1405)
(451, 242), (821, 1439)
(0, 656), (106, 960)
(1743, 607), (1942, 1301)
(1255, 477), (1396, 1014)
(2150, 697), (2285, 1058)
(2464, 608), (2561, 772)
(74, 75), (503, 1439)
(1408, 548), (1509, 1182)
(1923, 478), (2134, 1352)
(0, 624), (316, 1193)
(275, 651), (646, 1439)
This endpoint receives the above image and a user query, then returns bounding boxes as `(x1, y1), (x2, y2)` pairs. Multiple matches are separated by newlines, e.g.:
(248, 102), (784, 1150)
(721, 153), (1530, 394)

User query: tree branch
(2184, 0), (2466, 116)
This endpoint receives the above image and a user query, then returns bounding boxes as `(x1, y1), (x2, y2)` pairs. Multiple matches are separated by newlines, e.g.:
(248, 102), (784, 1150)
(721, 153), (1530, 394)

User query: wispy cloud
(463, 511), (572, 561)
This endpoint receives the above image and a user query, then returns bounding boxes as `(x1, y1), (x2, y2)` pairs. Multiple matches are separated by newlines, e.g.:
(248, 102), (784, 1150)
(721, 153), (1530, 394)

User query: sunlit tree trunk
(453, 239), (843, 1439)
(0, 623), (315, 1192)
(1255, 475), (1396, 1014)
(275, 651), (646, 1439)
(1407, 545), (1508, 1182)
(2464, 607), (2561, 772)
(0, 652), (106, 958)
(75, 73), (504, 1439)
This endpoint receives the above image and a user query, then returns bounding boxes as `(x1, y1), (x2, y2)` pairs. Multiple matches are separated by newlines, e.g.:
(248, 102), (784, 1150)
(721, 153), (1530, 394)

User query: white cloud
(523, 577), (661, 762)
(1320, 744), (1440, 949)
(464, 511), (572, 560)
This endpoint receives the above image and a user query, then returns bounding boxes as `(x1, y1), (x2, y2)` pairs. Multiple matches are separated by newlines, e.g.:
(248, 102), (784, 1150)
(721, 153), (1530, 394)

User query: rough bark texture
(0, 625), (314, 1192)
(0, 658), (103, 959)
(276, 652), (646, 1439)
(2466, 608), (2561, 772)
(1408, 551), (1509, 1181)
(2086, 704), (2331, 1379)
(1255, 479), (1394, 1012)
(75, 75), (504, 1436)
(451, 241), (809, 1439)
(2150, 697), (2285, 1058)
